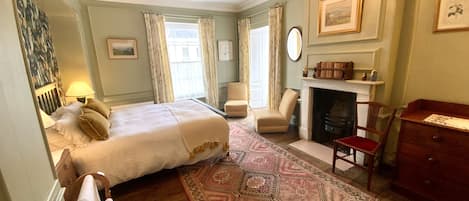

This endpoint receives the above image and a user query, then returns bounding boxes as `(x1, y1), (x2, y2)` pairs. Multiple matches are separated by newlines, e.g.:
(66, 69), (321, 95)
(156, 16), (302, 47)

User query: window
(165, 22), (205, 100)
(249, 26), (269, 108)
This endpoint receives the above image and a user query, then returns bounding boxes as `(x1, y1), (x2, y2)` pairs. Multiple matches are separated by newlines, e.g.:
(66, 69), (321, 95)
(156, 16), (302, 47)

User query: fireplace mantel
(299, 78), (384, 140)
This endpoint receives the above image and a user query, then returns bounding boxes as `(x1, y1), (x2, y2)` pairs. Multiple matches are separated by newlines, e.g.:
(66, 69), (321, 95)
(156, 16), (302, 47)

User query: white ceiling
(98, 0), (269, 12)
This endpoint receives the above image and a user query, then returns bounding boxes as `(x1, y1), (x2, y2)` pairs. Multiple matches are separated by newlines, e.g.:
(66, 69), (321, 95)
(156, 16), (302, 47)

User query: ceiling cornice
(238, 0), (269, 12)
(97, 0), (268, 12)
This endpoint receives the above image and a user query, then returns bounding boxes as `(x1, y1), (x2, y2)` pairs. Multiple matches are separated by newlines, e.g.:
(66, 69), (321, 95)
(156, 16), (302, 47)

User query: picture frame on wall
(318, 0), (364, 36)
(107, 38), (138, 59)
(434, 0), (469, 32)
(218, 40), (233, 61)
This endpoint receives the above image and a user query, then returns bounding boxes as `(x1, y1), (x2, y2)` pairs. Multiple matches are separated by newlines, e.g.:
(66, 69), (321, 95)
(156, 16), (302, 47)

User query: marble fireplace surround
(290, 78), (384, 168)
(299, 77), (384, 140)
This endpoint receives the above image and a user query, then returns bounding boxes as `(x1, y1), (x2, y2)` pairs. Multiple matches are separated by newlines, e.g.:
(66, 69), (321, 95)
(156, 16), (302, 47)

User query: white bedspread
(70, 100), (229, 186)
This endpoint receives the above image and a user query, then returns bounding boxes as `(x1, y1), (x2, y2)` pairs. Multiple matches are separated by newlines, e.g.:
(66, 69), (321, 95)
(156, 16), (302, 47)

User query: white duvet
(70, 100), (229, 186)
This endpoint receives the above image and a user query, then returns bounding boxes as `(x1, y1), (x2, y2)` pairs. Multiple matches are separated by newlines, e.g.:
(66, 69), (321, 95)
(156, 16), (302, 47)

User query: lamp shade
(66, 82), (95, 97)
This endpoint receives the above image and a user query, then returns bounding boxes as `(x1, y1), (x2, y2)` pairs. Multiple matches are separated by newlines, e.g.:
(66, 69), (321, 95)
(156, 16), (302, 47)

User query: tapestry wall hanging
(16, 0), (61, 89)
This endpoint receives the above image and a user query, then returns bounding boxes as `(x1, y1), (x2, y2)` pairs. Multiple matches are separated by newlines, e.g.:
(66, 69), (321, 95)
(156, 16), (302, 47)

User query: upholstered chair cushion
(254, 89), (299, 133)
(227, 82), (248, 101)
(254, 110), (289, 133)
(78, 108), (110, 140)
(278, 89), (299, 123)
(225, 82), (249, 117)
(224, 100), (248, 117)
(84, 98), (111, 119)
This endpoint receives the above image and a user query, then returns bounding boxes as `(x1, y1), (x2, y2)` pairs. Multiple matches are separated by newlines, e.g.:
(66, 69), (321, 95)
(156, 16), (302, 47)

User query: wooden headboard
(35, 83), (63, 114)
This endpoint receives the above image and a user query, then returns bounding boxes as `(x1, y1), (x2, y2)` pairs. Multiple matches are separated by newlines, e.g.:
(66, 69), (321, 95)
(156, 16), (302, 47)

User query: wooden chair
(332, 101), (397, 191)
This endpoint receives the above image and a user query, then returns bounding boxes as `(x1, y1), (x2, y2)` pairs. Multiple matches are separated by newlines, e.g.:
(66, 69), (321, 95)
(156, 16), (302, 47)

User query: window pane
(165, 22), (205, 100)
(249, 26), (269, 108)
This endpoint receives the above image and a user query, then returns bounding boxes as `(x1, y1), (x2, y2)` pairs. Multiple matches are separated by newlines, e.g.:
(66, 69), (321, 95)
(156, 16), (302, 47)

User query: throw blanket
(71, 100), (229, 186)
(167, 101), (229, 158)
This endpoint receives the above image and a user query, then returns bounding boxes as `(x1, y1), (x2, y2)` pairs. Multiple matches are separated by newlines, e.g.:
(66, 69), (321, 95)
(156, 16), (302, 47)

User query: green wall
(241, 0), (405, 164)
(78, 0), (239, 106)
(392, 0), (469, 106)
(48, 15), (93, 103)
(0, 0), (57, 200)
(239, 0), (306, 90)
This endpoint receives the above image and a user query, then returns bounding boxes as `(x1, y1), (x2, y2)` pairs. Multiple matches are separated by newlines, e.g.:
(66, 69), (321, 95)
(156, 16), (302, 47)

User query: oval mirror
(287, 27), (302, 62)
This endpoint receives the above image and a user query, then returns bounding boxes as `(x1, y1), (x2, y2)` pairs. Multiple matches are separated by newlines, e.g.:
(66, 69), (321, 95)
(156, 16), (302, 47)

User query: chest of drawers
(393, 99), (469, 201)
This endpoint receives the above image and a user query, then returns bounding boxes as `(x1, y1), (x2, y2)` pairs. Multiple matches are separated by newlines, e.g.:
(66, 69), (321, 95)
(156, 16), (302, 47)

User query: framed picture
(218, 40), (233, 61)
(434, 0), (469, 32)
(107, 38), (138, 59)
(318, 0), (364, 36)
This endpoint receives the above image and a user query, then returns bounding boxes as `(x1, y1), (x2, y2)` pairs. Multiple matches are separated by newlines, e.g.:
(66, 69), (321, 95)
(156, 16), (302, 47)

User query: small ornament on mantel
(370, 70), (378, 81)
(361, 72), (368, 81)
(303, 66), (308, 77)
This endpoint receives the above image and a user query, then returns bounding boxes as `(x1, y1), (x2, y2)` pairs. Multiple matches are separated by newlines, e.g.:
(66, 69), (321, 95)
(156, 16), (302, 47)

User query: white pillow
(55, 112), (91, 145)
(52, 102), (84, 119)
(40, 109), (56, 128)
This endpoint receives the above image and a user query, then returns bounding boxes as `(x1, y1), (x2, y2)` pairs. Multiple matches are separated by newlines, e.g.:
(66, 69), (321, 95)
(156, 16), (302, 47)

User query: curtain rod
(142, 11), (212, 20)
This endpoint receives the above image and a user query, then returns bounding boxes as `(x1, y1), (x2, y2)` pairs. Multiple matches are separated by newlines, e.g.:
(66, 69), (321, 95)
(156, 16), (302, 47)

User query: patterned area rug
(178, 123), (377, 201)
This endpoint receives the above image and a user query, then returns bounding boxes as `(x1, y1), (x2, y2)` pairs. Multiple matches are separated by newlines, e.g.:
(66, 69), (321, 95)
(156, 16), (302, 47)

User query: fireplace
(312, 88), (356, 147)
(299, 78), (384, 141)
(296, 78), (384, 165)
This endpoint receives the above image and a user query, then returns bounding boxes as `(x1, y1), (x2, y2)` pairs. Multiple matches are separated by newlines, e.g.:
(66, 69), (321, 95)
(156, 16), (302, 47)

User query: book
(314, 62), (322, 78)
(333, 62), (345, 79)
(320, 62), (327, 78)
(326, 62), (334, 78)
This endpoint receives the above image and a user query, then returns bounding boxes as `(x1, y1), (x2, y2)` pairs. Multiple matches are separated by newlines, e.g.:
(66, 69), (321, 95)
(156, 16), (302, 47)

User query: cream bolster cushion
(79, 108), (110, 140)
(84, 98), (111, 119)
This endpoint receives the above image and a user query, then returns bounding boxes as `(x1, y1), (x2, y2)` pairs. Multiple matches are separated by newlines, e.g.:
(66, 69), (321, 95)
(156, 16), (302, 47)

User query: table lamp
(66, 82), (95, 103)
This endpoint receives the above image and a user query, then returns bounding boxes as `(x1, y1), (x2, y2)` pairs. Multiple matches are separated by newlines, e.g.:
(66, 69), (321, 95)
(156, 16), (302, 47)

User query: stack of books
(313, 61), (354, 80)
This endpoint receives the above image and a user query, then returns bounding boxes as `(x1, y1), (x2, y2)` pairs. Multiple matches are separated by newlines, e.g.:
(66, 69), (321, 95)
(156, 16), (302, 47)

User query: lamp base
(76, 97), (86, 103)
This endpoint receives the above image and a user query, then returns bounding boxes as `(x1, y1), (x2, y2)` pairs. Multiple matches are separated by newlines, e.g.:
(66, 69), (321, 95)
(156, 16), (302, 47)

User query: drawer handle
(427, 157), (434, 161)
(424, 179), (432, 185)
(432, 135), (442, 142)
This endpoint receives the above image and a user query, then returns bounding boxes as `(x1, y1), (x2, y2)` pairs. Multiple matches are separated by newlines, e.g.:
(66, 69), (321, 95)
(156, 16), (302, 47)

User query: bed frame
(191, 98), (227, 119)
(35, 83), (228, 187)
(35, 83), (63, 114)
(34, 82), (227, 119)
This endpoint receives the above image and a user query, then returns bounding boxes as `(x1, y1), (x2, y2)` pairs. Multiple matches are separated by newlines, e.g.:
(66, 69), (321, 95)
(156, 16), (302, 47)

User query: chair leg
(367, 155), (375, 191)
(353, 149), (357, 163)
(332, 143), (338, 174)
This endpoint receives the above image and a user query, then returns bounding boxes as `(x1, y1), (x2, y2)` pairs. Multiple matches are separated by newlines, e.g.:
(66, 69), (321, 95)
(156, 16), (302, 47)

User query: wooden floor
(111, 117), (410, 201)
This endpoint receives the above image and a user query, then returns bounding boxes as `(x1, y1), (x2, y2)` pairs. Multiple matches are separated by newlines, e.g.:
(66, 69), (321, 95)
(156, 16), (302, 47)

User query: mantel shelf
(302, 77), (385, 86)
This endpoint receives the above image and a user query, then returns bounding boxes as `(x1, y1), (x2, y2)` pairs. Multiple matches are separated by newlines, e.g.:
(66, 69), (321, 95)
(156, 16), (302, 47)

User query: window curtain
(238, 18), (251, 100)
(268, 6), (283, 110)
(199, 18), (219, 108)
(143, 13), (174, 103)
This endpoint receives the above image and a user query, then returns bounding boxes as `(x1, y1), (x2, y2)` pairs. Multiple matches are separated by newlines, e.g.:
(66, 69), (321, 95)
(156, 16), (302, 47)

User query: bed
(36, 83), (229, 187)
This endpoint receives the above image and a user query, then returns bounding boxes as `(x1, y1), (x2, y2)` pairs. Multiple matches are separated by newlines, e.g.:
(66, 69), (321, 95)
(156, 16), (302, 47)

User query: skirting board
(46, 180), (65, 201)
